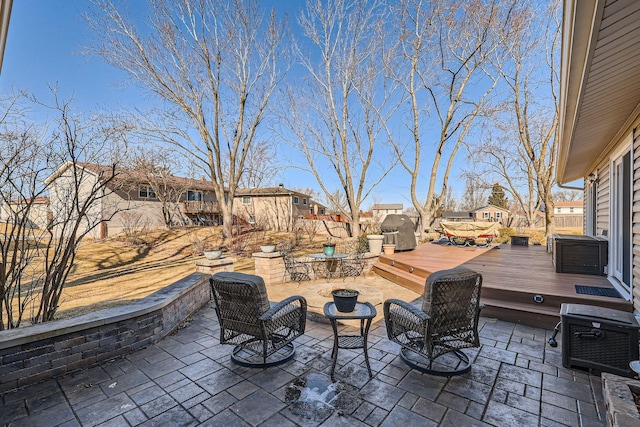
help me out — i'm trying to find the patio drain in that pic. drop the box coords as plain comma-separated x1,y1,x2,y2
284,373,358,422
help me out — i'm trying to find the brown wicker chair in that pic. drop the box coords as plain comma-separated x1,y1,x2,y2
210,272,307,367
384,267,483,376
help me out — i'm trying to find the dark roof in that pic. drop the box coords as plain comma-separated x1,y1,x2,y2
235,187,326,209
372,203,403,210
47,162,220,191
471,204,511,213
442,211,472,218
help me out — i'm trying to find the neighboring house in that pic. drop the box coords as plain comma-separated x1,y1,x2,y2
234,185,326,232
46,162,224,239
372,203,403,224
437,205,511,227
0,197,50,230
547,201,584,228
471,205,511,225
438,205,511,227
558,0,640,311
554,200,583,215
440,211,473,222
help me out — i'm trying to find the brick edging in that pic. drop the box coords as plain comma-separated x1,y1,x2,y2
0,273,211,393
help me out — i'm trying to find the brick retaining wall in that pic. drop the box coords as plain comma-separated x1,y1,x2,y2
0,273,210,393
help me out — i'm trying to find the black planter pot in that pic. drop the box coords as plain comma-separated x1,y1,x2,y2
331,289,359,312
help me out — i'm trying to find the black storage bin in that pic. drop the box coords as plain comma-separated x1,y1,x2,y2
561,303,640,377
553,234,608,275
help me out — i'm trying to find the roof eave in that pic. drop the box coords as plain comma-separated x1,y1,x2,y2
556,0,604,184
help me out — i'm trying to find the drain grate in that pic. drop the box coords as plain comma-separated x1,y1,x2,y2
575,285,622,298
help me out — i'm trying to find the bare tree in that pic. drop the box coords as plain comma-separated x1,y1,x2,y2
466,125,541,227
459,174,489,211
239,141,280,189
87,0,288,238
0,92,127,329
554,190,581,202
385,0,510,233
280,0,398,237
494,0,560,237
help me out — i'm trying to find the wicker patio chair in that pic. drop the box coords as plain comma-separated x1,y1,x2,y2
384,267,483,376
339,243,365,281
210,272,307,367
278,243,312,283
282,255,312,283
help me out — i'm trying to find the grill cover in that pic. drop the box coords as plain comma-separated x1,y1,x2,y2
380,214,416,251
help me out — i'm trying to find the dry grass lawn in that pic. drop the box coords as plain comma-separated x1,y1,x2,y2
45,225,581,321
54,227,346,320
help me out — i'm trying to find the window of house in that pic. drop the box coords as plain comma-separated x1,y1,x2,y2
187,190,203,201
482,212,489,219
319,208,325,214
569,207,574,213
303,198,307,205
139,185,157,199
242,196,251,205
495,212,502,219
293,196,299,204
248,215,256,224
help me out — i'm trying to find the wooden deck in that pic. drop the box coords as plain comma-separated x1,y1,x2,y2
373,243,633,329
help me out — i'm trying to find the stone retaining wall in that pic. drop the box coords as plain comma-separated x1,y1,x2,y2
0,273,210,393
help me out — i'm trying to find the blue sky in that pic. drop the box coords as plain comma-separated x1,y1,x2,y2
1,0,423,209
0,1,507,210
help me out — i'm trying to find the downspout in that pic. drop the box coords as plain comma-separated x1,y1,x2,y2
557,182,584,191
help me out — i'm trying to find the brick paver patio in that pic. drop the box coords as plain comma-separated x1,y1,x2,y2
0,303,606,426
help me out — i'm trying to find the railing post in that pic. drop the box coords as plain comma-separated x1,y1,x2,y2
253,252,286,285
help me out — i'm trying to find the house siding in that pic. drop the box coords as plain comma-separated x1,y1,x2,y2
596,163,610,237
49,169,103,240
634,131,640,313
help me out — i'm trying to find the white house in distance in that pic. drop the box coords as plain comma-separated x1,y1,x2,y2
372,203,403,224
558,0,640,311
554,200,583,215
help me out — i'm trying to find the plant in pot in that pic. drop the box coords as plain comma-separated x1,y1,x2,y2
323,237,336,257
366,230,384,256
331,289,360,312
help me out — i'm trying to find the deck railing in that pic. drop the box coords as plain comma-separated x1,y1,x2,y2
183,200,220,213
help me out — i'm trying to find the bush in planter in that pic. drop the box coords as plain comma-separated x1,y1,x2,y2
323,238,336,257
357,234,369,253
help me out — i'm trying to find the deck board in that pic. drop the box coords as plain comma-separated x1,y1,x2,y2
374,242,632,328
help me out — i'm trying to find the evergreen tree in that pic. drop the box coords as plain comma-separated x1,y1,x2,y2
488,183,508,209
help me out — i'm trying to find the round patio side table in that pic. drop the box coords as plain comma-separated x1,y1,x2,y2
323,301,377,382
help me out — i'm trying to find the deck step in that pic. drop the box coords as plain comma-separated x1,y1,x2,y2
479,297,562,330
372,243,634,330
373,262,424,294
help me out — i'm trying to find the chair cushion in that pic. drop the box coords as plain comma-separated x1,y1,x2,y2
422,267,479,313
212,272,271,314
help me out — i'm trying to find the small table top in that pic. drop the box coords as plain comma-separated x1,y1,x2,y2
323,301,377,320
309,253,348,260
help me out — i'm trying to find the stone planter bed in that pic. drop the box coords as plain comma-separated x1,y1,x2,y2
0,273,210,393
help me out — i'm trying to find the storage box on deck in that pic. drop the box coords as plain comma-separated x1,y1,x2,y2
561,304,640,378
